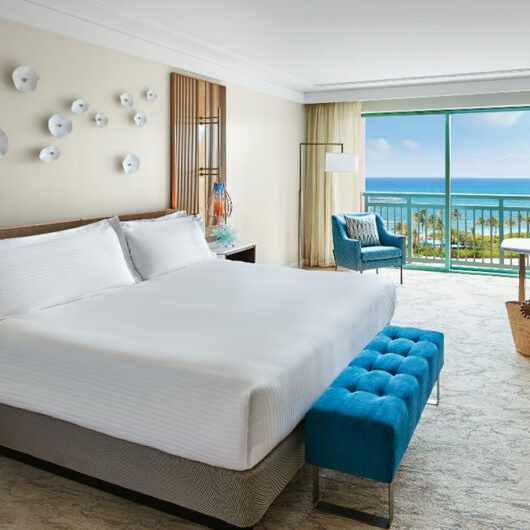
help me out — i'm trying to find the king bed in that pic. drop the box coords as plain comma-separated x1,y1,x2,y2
0,209,396,528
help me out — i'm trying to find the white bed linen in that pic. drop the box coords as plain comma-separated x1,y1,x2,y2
0,260,395,471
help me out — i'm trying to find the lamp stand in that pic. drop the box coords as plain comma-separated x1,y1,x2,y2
298,142,344,268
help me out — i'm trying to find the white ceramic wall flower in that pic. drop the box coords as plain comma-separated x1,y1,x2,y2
12,66,40,92
39,146,61,162
146,89,158,102
0,130,8,159
120,93,134,108
133,112,147,127
95,113,109,128
48,114,72,138
71,99,89,114
122,154,140,174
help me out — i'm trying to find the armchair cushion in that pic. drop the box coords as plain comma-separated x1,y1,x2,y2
361,245,402,262
344,214,380,247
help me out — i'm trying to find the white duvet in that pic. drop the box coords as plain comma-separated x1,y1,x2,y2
0,260,395,471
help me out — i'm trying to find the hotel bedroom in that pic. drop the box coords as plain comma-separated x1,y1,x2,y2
0,1,528,529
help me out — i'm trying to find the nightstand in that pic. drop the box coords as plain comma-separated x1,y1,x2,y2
210,242,256,263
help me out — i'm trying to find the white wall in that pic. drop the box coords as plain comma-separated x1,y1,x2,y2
0,18,306,265
226,86,305,266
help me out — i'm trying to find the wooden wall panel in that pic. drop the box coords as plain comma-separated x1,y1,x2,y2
171,73,226,225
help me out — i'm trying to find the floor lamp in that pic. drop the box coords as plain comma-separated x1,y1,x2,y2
298,143,359,268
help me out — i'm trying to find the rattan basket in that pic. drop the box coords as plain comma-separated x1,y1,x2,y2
506,301,530,357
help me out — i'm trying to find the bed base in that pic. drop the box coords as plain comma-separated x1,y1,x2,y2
0,445,249,530
0,404,305,528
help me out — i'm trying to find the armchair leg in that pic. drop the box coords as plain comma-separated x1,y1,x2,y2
360,270,363,274
376,268,379,274
400,266,403,285
333,250,338,271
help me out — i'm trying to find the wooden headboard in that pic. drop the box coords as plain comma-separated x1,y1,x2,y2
0,209,177,240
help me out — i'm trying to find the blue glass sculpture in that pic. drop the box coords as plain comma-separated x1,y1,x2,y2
213,224,237,247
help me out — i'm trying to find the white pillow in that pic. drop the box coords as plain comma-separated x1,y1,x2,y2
120,211,205,233
122,216,215,279
119,210,187,228
107,216,142,282
0,219,137,317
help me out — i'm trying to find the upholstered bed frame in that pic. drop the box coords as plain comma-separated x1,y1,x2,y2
0,210,305,529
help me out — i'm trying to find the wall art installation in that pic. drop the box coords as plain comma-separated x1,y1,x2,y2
133,112,147,127
95,112,109,127
48,114,72,138
71,99,89,114
39,146,61,162
122,153,140,173
120,93,134,108
12,65,39,92
146,89,158,102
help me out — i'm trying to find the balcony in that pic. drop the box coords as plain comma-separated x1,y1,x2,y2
364,191,530,273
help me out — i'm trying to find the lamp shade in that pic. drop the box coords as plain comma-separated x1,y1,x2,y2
325,152,358,173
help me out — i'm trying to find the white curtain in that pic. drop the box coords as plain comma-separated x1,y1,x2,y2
304,102,364,267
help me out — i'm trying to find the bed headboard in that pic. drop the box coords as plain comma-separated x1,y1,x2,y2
0,209,177,240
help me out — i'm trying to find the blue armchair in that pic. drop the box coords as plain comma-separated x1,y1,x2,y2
332,213,406,283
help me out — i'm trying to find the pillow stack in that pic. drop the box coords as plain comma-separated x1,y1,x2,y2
0,211,214,318
0,218,137,317
121,213,215,280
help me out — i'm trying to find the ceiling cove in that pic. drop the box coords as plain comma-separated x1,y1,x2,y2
2,0,530,103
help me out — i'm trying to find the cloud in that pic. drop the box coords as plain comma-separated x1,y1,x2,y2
367,137,391,159
402,139,421,151
474,111,524,127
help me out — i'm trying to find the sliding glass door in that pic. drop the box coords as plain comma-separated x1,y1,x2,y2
364,107,530,274
365,112,448,269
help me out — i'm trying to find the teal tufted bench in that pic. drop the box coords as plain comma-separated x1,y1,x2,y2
305,325,444,528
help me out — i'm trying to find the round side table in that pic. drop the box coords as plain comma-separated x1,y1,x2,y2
501,238,530,302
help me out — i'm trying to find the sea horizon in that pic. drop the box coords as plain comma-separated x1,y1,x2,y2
366,177,530,196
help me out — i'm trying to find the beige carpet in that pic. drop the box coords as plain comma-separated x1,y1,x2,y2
1,268,529,529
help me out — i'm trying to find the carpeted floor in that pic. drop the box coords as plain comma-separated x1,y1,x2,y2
1,268,529,529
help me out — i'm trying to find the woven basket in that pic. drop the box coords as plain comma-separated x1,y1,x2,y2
506,301,530,357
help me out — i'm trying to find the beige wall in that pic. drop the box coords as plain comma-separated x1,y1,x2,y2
0,19,305,265
0,18,171,226
226,86,305,266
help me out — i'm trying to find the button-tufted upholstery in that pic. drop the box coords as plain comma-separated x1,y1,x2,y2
305,325,444,484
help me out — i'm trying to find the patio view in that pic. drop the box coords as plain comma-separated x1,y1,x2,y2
364,109,530,272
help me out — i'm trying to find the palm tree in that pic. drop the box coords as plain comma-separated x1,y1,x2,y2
488,217,499,237
434,216,443,236
413,209,427,242
452,208,464,223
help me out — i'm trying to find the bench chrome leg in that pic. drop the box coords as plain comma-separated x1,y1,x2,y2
400,265,403,285
312,466,394,528
427,377,440,406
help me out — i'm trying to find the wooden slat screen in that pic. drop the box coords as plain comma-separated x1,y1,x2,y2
171,73,199,213
170,73,226,224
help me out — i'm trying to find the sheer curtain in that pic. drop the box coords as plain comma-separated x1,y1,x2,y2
304,102,364,267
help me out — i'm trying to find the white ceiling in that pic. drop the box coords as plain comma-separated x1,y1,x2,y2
3,0,530,102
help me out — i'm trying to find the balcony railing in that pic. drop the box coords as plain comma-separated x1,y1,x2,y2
364,191,530,271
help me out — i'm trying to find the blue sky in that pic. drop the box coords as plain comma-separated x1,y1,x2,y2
366,111,530,178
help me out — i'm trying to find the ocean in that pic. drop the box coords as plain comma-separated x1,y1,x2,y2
365,177,530,196
364,177,530,234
